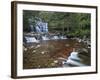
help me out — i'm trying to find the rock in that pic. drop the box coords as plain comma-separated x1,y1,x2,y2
24,47,27,51
51,63,56,66
32,50,36,53
30,45,35,49
78,48,90,57
35,45,41,49
78,48,88,53
65,44,70,47
41,51,45,54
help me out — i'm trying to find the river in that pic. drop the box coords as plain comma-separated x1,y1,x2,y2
23,39,90,69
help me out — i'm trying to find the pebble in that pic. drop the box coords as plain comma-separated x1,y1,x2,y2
30,46,34,49
51,63,55,66
24,47,27,51
41,51,45,54
54,60,58,63
65,44,70,47
32,50,36,53
35,45,41,48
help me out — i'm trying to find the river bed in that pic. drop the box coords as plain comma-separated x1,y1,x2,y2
23,39,90,69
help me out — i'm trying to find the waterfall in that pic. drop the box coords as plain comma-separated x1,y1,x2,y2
35,25,41,33
35,20,48,33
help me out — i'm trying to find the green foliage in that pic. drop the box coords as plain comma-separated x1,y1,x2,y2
23,10,91,38
23,10,39,31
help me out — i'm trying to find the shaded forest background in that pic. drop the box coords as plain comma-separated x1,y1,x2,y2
23,10,91,38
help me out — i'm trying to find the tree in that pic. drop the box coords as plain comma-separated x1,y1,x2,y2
23,10,91,38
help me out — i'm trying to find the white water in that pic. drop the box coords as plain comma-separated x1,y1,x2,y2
68,52,81,61
63,52,86,66
42,36,49,40
60,36,67,39
35,21,48,33
25,37,39,43
25,35,68,43
51,36,59,40
35,26,41,33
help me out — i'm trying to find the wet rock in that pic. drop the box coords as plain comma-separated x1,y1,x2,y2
78,48,90,57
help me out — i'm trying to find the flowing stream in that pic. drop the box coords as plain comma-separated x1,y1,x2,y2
23,38,90,69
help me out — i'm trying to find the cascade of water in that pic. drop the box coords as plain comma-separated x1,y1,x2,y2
62,52,87,67
35,19,48,33
35,25,41,33
60,36,67,39
67,52,81,62
25,36,39,43
42,36,49,40
51,36,59,40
